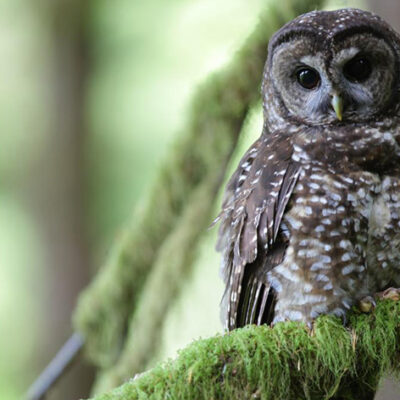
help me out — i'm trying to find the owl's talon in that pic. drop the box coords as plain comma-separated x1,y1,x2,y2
374,287,400,301
358,296,376,313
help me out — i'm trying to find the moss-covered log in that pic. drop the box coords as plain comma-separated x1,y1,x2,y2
89,300,400,400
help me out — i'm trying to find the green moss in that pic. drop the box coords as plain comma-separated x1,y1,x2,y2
89,300,400,400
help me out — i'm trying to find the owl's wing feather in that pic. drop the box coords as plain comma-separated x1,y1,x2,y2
217,133,300,330
275,163,301,239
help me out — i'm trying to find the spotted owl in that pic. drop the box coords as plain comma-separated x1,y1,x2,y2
216,8,400,331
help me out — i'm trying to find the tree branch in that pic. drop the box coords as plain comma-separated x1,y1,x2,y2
89,300,400,400
26,333,84,400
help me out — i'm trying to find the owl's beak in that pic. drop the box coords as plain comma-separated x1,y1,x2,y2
331,93,343,121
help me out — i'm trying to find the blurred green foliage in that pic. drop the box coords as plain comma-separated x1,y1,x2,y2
0,197,46,399
86,0,264,256
0,1,50,398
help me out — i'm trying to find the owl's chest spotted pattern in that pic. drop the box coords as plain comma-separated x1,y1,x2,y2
367,176,400,287
268,144,400,324
218,125,400,330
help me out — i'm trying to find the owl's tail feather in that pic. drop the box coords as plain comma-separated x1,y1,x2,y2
237,263,276,327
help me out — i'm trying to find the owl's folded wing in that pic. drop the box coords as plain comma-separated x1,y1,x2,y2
216,132,301,330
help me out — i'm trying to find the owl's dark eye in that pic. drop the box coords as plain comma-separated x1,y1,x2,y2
343,57,372,82
296,68,320,89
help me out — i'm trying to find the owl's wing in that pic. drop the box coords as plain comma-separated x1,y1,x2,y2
216,133,300,330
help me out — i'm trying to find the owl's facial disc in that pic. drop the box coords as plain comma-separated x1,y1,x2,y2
268,33,397,126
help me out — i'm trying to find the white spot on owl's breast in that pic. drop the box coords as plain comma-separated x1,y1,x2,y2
369,195,391,236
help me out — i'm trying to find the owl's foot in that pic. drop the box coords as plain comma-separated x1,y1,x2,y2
358,289,400,313
358,296,376,313
374,287,400,301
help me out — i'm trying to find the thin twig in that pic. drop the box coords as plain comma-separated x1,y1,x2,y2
26,332,84,400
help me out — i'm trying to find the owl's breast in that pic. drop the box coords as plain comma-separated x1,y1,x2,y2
366,175,400,289
291,124,400,174
268,165,400,325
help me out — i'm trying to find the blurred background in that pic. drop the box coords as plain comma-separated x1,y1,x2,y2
1,0,399,399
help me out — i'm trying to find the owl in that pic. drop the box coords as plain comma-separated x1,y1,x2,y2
216,8,400,331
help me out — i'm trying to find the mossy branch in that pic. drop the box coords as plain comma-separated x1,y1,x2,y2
91,177,222,394
89,300,400,400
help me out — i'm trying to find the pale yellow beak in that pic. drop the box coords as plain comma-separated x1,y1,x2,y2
331,93,343,121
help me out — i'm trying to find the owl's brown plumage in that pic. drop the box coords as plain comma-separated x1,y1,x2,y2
217,8,400,331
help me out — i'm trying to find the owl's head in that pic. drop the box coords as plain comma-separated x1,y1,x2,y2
263,8,400,129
